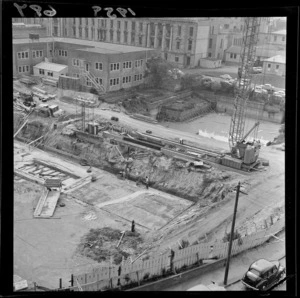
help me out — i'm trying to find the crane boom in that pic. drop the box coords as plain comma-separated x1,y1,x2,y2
228,17,261,151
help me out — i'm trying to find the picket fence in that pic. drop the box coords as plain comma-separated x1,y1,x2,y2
68,217,284,291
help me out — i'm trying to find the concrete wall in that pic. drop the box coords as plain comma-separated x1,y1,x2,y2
200,59,222,68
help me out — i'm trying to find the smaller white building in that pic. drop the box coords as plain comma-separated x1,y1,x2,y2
33,61,68,79
199,58,222,68
263,55,286,76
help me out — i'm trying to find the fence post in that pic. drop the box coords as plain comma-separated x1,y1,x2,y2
136,271,140,286
169,249,175,273
59,278,62,289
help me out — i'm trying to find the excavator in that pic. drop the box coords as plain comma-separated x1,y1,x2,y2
228,17,262,166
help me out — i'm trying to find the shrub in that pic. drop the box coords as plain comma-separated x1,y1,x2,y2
222,230,242,243
143,273,150,280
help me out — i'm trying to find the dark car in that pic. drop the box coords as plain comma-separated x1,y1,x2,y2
146,130,152,134
242,259,285,291
111,116,119,121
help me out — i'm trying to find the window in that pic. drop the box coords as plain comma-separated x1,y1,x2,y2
189,27,194,36
110,78,120,86
110,20,114,28
110,31,113,41
117,20,121,29
188,40,192,51
139,22,143,31
85,27,88,38
117,31,121,42
124,32,128,43
176,41,180,50
209,38,213,48
39,69,45,75
234,54,237,59
208,53,212,57
133,73,143,82
139,36,143,45
211,26,214,34
131,32,135,44
282,36,285,42
72,58,80,67
267,63,271,70
178,25,181,36
132,21,136,30
95,62,103,70
73,73,80,78
73,27,76,36
135,60,143,68
79,28,82,38
18,65,29,73
17,51,29,60
92,18,95,26
95,77,103,85
47,71,53,77
122,75,132,84
86,78,92,87
274,36,277,42
57,50,67,57
110,63,120,71
32,50,43,58
224,24,229,29
230,53,233,59
276,64,279,70
175,56,179,62
220,39,223,49
123,61,132,69
124,21,128,30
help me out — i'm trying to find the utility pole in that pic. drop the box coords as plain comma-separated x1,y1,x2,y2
223,181,241,285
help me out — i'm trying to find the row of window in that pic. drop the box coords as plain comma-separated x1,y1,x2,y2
39,69,54,76
84,74,143,87
58,50,68,57
17,49,67,60
18,65,29,73
267,64,281,70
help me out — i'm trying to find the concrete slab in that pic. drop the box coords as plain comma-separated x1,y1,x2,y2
101,190,193,231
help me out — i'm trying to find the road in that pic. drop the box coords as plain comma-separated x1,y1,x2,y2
51,98,231,152
162,231,286,291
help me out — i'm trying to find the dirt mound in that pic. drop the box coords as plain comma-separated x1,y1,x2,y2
77,228,144,265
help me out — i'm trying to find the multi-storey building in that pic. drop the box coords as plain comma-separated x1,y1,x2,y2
49,18,211,68
13,37,157,92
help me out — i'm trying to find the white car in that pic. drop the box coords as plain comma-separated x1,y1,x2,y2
262,84,274,91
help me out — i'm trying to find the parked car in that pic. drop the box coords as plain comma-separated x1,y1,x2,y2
252,67,263,73
111,116,119,121
262,84,274,92
146,130,152,134
241,259,285,291
220,74,232,80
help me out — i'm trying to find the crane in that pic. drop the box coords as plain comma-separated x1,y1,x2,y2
228,17,262,164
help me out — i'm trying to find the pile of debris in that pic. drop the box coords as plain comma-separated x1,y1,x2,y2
77,227,144,265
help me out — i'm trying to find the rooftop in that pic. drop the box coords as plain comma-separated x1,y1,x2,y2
34,61,68,72
263,55,286,64
13,37,155,54
271,29,286,35
225,45,242,54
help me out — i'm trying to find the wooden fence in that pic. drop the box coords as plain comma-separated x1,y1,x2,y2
66,217,284,291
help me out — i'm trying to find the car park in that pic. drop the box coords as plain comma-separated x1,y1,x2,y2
241,259,285,291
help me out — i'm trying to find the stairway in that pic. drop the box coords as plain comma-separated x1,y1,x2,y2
79,66,105,93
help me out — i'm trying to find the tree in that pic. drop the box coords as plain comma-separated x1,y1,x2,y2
180,74,198,90
144,57,176,88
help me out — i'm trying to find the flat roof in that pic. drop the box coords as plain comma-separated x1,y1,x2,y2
263,55,286,64
13,37,155,54
34,61,68,72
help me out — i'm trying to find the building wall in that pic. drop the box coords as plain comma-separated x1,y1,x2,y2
33,66,68,79
263,61,285,76
13,42,49,76
225,51,240,63
194,25,210,66
13,26,48,39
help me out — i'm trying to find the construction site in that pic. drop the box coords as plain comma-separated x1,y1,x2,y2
13,17,285,291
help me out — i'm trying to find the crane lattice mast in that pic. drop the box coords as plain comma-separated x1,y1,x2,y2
228,17,261,151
